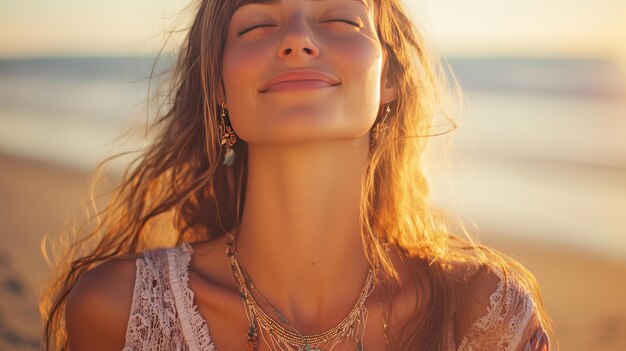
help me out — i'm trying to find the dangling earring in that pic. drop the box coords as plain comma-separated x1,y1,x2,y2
220,102,238,166
371,104,391,143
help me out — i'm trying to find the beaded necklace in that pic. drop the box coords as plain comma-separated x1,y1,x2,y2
226,237,379,351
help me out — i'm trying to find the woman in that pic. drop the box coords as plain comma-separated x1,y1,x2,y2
41,0,553,350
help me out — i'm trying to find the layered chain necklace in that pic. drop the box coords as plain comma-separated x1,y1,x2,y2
226,237,378,351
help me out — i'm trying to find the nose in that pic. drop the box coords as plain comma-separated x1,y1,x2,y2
277,15,320,60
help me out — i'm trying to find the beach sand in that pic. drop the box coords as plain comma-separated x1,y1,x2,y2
0,153,624,350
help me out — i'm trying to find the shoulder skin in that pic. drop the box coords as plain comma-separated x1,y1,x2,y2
65,257,137,351
452,264,502,344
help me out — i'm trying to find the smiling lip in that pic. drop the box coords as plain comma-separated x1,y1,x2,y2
265,80,336,93
259,70,341,93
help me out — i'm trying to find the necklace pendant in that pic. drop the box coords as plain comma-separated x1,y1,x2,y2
356,340,364,351
246,324,259,351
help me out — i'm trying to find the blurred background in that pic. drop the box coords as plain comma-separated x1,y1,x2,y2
0,0,624,350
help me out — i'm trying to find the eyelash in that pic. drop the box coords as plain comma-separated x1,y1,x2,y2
237,19,361,36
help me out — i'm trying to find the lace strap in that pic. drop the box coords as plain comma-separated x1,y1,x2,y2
122,256,151,351
166,243,216,351
124,250,177,350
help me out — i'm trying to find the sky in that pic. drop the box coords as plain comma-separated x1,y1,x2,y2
1,0,625,61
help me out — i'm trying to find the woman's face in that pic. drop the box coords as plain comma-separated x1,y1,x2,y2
221,0,396,145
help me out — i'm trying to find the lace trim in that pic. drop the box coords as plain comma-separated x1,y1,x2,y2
124,249,188,350
122,257,150,351
167,242,217,351
509,297,534,348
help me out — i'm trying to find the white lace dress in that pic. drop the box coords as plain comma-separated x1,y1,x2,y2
122,243,550,351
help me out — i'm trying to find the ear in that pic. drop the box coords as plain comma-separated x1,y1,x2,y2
380,59,398,104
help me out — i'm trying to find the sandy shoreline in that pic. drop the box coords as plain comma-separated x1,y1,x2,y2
0,153,624,350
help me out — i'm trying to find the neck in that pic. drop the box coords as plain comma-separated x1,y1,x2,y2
234,135,373,331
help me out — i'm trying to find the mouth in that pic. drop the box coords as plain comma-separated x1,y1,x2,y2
259,69,341,93
262,80,340,93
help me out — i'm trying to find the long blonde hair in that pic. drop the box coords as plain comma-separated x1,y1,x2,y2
41,0,554,349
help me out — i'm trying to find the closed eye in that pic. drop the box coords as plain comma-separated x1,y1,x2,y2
321,19,362,28
237,24,277,36
237,19,362,36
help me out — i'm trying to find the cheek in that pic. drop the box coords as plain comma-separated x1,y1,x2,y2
332,37,384,124
334,36,382,92
332,33,382,66
222,43,266,97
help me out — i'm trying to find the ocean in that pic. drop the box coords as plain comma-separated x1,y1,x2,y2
0,55,624,260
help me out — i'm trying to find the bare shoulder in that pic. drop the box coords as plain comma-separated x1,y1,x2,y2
447,261,503,340
459,264,502,314
65,256,138,351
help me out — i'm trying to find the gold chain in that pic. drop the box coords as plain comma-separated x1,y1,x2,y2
226,237,375,350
